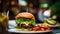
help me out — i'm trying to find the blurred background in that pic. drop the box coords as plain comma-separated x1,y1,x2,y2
0,0,60,34
0,0,60,22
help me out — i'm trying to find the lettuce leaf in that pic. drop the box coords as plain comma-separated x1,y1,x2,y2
15,18,36,27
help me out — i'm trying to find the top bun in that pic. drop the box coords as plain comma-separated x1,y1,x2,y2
15,12,35,20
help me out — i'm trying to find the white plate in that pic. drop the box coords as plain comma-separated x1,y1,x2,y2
37,23,60,27
8,20,16,28
48,25,60,27
8,29,52,33
8,20,52,33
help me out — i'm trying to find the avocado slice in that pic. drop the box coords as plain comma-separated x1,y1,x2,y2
46,19,57,25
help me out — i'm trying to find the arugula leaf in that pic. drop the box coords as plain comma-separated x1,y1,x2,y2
16,18,36,24
15,18,36,29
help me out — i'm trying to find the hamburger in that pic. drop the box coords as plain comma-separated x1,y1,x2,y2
15,12,36,29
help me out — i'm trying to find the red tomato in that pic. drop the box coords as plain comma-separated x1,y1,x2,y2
35,26,40,30
32,28,37,31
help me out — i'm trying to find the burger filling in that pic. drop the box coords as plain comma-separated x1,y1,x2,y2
15,18,36,29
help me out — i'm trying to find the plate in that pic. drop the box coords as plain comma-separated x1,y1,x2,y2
8,29,52,33
37,23,60,27
48,25,60,27
8,20,52,33
8,20,16,28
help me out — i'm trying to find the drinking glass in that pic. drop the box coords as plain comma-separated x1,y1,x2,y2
2,10,9,33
